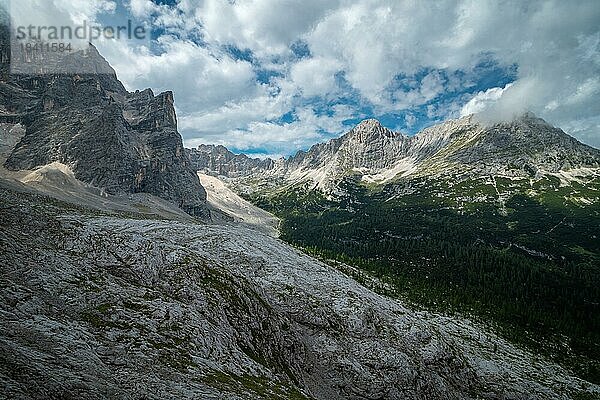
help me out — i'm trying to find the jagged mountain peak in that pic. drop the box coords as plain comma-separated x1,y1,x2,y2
1,42,208,217
197,143,242,156
354,118,384,130
444,113,600,174
187,144,274,177
188,112,600,190
345,118,401,143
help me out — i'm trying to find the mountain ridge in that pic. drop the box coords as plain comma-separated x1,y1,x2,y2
188,114,600,191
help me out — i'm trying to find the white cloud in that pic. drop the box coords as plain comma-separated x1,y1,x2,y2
290,57,341,97
178,89,292,138
307,1,468,105
197,0,342,58
184,105,355,156
98,36,257,114
460,84,513,117
9,0,116,44
52,0,116,23
128,0,159,19
8,0,600,152
404,113,416,128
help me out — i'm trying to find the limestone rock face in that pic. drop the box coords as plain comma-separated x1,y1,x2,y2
1,184,596,399
187,144,274,177
0,39,207,217
189,115,600,191
447,114,600,174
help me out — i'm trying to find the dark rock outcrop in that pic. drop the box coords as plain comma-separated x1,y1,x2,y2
0,17,207,217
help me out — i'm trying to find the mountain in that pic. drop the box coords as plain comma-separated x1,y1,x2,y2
1,17,599,399
190,116,600,384
0,32,208,217
187,144,274,177
190,114,600,193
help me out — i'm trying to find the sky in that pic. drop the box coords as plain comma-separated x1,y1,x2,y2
9,0,600,157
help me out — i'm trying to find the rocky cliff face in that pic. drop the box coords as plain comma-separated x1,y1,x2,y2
190,115,600,192
287,119,404,170
447,114,600,175
0,35,208,217
187,144,274,177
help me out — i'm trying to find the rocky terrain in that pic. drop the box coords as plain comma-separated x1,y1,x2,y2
198,172,280,237
0,26,208,217
188,144,274,178
189,115,600,194
1,182,599,400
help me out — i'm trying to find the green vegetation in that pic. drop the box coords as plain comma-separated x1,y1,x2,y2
202,371,311,400
246,175,600,383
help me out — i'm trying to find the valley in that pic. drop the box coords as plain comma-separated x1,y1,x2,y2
190,115,600,385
